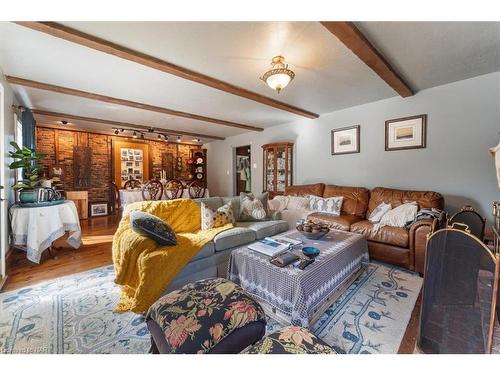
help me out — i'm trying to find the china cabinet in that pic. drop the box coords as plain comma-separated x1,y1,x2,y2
262,142,293,197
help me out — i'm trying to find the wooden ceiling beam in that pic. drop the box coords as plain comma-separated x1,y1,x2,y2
6,75,262,132
30,109,226,140
14,21,319,119
320,22,414,97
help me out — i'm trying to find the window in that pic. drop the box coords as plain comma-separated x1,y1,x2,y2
14,112,23,181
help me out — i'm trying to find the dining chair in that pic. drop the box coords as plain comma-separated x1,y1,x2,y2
164,179,184,200
448,205,486,241
142,179,164,201
123,179,142,190
109,181,122,214
187,180,206,199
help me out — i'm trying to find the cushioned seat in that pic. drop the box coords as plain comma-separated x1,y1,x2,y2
307,212,363,231
213,227,256,251
350,220,409,248
147,278,266,354
246,326,335,354
191,242,215,261
236,220,289,239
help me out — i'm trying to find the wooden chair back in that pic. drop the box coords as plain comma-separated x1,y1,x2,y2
188,180,206,199
123,179,142,190
164,179,184,200
109,181,121,214
142,179,164,201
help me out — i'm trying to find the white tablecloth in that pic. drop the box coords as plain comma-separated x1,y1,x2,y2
9,200,82,264
119,188,210,209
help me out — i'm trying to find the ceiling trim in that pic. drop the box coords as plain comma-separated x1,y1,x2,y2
14,21,320,119
31,109,226,140
6,75,263,132
320,22,414,97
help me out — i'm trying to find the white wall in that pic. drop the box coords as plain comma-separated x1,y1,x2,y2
0,73,16,278
206,72,500,222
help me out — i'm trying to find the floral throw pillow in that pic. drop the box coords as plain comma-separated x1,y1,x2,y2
247,326,335,354
201,202,234,230
146,278,266,354
239,192,268,221
308,195,343,216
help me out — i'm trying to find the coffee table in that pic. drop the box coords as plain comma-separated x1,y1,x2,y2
227,229,369,328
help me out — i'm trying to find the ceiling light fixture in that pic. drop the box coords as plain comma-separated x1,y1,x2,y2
164,135,169,141
140,133,145,140
132,131,137,139
114,129,119,135
260,55,295,94
157,133,162,140
61,120,68,125
177,136,181,142
120,128,125,133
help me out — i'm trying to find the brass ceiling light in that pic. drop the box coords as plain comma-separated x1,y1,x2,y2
260,56,295,94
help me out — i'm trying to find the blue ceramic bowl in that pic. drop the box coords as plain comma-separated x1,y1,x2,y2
302,246,320,259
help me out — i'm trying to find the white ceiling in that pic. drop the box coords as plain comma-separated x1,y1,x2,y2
0,21,499,142
355,22,500,91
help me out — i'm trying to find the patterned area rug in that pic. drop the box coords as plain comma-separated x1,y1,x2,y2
0,262,421,354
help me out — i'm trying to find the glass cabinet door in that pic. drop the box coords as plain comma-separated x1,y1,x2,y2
265,148,275,192
276,147,286,193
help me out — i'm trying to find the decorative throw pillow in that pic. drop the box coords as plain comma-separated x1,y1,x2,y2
308,195,343,216
368,202,392,223
378,202,418,228
286,196,310,211
239,192,268,221
130,210,177,246
201,202,234,230
268,195,289,212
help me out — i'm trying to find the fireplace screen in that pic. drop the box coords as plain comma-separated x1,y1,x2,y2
418,228,499,353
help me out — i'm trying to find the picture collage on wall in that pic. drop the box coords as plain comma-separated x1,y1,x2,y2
120,148,144,183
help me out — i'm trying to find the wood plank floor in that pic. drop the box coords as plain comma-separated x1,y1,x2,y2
2,214,420,353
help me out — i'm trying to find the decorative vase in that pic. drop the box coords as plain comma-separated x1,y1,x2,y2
19,189,38,203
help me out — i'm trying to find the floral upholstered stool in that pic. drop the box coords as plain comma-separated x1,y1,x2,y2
146,278,267,354
246,326,336,354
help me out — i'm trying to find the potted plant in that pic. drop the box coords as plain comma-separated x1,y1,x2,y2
8,141,46,203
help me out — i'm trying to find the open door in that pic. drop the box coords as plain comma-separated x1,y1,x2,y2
235,145,251,195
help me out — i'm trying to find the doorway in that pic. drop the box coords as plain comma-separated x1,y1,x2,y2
235,145,251,195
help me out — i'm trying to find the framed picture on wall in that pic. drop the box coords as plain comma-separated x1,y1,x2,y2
385,114,427,151
331,125,360,155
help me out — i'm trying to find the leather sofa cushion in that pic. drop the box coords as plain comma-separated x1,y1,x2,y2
213,227,256,251
236,220,289,239
284,183,325,197
367,187,444,217
323,184,370,218
350,220,409,248
307,212,363,231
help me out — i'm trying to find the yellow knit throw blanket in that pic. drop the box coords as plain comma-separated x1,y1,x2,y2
112,199,232,313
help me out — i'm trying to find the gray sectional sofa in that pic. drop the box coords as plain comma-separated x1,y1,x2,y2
166,196,289,291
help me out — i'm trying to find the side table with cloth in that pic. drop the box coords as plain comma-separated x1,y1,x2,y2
9,200,82,264
120,188,210,209
228,229,369,328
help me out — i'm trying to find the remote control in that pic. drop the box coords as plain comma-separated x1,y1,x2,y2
299,258,315,270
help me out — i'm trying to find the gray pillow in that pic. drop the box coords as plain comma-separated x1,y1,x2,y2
130,210,177,246
239,192,269,221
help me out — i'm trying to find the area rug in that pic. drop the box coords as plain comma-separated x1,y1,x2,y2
0,262,421,354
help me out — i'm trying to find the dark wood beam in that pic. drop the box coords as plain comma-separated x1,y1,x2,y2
14,21,319,119
31,109,225,140
6,76,262,132
320,22,414,97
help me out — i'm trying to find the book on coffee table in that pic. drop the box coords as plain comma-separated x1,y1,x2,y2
248,237,289,257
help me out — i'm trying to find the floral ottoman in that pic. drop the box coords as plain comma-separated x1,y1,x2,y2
246,326,336,354
146,278,267,354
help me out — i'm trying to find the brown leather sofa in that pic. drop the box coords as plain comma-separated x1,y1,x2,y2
284,183,444,273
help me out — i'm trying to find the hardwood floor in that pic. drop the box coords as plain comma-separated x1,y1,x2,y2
2,214,420,353
4,215,120,292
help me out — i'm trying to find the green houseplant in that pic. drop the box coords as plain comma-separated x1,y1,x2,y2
8,141,46,203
